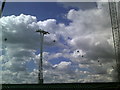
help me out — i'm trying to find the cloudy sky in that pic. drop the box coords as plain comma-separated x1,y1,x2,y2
0,2,118,84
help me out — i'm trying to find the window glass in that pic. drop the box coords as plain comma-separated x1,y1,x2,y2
0,2,118,84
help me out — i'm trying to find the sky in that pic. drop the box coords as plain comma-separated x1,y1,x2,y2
0,2,118,84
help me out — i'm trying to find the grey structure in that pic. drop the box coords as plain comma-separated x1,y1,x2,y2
109,1,120,82
36,29,50,84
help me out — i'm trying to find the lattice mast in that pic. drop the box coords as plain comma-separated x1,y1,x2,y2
109,1,120,82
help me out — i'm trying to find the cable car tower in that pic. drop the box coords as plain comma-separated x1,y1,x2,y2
109,0,120,82
36,29,50,84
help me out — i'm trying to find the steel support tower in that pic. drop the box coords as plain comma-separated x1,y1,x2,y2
109,1,120,82
36,29,50,84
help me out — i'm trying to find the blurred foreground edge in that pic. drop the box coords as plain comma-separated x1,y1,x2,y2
1,82,120,89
